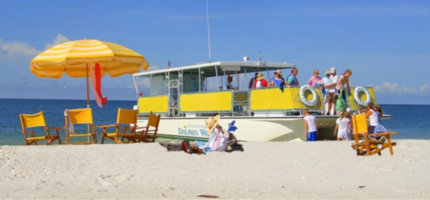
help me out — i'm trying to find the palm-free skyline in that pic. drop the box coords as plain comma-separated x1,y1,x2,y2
1,0,429,104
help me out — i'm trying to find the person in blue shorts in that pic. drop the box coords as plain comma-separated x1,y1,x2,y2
303,110,318,141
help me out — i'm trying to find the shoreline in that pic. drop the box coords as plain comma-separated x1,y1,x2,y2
1,140,429,199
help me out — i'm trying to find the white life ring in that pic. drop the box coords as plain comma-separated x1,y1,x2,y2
299,85,318,107
354,86,371,106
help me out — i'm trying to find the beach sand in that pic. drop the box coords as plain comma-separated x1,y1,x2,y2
0,140,429,199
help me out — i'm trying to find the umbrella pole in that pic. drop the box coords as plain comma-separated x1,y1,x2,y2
86,64,90,108
86,64,91,142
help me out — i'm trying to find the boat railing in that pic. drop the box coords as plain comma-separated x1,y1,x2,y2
137,86,378,118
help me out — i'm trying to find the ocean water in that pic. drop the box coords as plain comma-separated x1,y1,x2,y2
0,99,429,145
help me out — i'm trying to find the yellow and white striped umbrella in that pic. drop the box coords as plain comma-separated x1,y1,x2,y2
30,39,149,78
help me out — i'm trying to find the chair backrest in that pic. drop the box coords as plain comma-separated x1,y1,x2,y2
354,113,368,134
148,112,161,128
64,108,93,125
117,108,138,125
20,112,47,129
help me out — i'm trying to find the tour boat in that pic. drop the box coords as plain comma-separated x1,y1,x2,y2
132,60,378,141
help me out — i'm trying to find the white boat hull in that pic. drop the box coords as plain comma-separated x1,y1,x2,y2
137,116,338,141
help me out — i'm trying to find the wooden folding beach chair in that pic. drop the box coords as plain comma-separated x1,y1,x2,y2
64,108,97,144
19,112,62,145
351,113,397,156
100,108,138,144
135,112,161,142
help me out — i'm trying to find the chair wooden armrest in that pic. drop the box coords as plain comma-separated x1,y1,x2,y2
368,132,398,137
96,124,117,129
121,126,135,134
47,127,64,131
136,126,148,131
23,130,35,136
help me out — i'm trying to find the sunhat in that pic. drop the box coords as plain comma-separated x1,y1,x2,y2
206,114,220,133
325,70,331,75
330,67,336,74
274,70,281,74
256,73,265,80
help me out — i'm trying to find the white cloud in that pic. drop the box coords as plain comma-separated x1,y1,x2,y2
45,33,70,49
374,82,430,95
1,41,40,57
0,33,69,58
419,83,429,93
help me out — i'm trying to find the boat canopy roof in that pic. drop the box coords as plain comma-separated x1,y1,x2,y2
133,61,296,77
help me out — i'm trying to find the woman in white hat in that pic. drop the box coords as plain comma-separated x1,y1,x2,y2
270,70,285,87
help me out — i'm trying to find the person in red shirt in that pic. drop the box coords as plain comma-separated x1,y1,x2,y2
253,73,268,88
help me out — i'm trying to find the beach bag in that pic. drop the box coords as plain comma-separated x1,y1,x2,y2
336,93,345,111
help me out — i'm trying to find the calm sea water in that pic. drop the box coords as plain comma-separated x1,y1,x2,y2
1,99,429,145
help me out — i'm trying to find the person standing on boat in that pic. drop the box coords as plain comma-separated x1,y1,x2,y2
286,67,299,86
303,110,318,141
270,70,285,87
253,73,268,89
329,66,339,86
307,69,323,87
329,66,339,97
323,70,337,115
336,69,352,101
226,71,233,90
249,72,259,89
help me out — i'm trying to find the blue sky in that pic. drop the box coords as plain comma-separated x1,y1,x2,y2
0,0,429,104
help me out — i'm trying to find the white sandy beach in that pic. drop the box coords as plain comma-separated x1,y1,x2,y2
0,140,429,199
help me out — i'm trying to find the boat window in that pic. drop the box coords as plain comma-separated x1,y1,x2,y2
200,66,220,92
135,75,151,97
150,74,168,96
182,68,200,93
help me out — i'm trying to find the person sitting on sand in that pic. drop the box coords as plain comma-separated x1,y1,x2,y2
286,67,299,86
333,111,350,141
307,69,323,87
270,70,285,87
253,73,268,89
303,110,318,141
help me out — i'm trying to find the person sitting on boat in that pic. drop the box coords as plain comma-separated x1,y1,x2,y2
226,71,233,90
307,69,323,87
248,72,259,89
286,67,299,86
323,70,336,115
253,73,268,89
336,69,352,102
270,70,285,87
303,110,318,141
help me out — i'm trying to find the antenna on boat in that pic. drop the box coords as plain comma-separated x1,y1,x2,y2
258,51,263,66
206,0,212,62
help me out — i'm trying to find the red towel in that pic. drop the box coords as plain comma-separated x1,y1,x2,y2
89,63,107,107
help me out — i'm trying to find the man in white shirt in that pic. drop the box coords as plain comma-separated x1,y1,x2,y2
303,110,318,141
323,70,336,115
